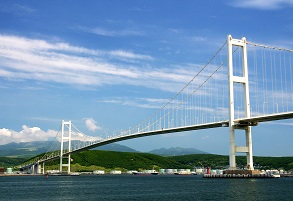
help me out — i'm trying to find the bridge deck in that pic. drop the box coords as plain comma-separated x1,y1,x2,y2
234,112,293,124
22,112,293,167
64,112,293,157
69,121,229,155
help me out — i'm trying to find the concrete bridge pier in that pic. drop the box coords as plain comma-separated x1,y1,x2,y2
36,162,45,174
28,165,34,174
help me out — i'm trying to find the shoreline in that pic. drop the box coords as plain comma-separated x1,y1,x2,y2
1,173,293,177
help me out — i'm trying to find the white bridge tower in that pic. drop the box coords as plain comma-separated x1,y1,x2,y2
60,120,72,174
227,35,254,170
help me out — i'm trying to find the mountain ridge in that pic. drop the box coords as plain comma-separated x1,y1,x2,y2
0,141,208,158
0,141,137,157
149,147,209,156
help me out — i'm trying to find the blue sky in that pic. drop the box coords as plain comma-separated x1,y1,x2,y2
0,0,293,156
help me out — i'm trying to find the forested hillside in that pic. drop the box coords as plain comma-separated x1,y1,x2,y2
2,150,292,171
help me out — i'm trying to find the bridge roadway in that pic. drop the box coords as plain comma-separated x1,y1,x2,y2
234,112,293,125
27,111,293,166
36,120,230,164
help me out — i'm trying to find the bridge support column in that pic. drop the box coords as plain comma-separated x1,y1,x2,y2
30,165,34,174
246,127,253,169
37,162,45,174
36,164,40,174
35,164,39,174
60,120,72,174
229,127,236,170
227,35,254,170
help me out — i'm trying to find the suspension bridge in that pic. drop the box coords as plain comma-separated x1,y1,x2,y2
20,35,293,175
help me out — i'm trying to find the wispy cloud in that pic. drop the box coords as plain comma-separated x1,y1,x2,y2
0,34,198,93
78,26,144,37
0,3,36,16
0,35,144,82
109,50,153,60
192,36,207,42
84,118,102,132
97,97,170,109
13,4,36,13
96,97,224,116
30,117,61,123
228,0,293,10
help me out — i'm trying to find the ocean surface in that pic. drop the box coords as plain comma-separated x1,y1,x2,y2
0,174,292,201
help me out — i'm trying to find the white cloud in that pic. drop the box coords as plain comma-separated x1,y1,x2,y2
96,97,225,117
229,0,293,9
0,124,103,145
0,34,202,93
90,27,116,37
192,36,207,42
84,118,102,132
0,128,12,137
79,26,144,37
109,50,153,60
0,35,146,84
97,97,170,109
13,4,36,13
0,126,58,145
70,131,102,142
0,3,36,16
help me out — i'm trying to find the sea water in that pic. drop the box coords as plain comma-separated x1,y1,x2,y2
0,174,292,200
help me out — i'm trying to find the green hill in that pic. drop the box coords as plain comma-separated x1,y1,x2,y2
149,147,208,156
44,150,187,172
0,157,28,168
42,151,293,172
2,150,293,172
169,154,293,171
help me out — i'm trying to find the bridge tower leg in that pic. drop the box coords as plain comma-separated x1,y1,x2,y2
227,35,254,170
60,120,72,174
42,162,45,174
37,163,42,174
31,164,34,174
37,162,45,174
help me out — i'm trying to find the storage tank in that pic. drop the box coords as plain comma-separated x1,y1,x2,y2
165,169,174,174
93,170,105,175
7,168,13,174
196,169,203,174
110,170,121,174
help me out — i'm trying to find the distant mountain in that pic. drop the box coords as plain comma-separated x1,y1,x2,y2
149,147,209,156
94,143,138,153
0,141,57,158
0,141,138,158
0,142,207,159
